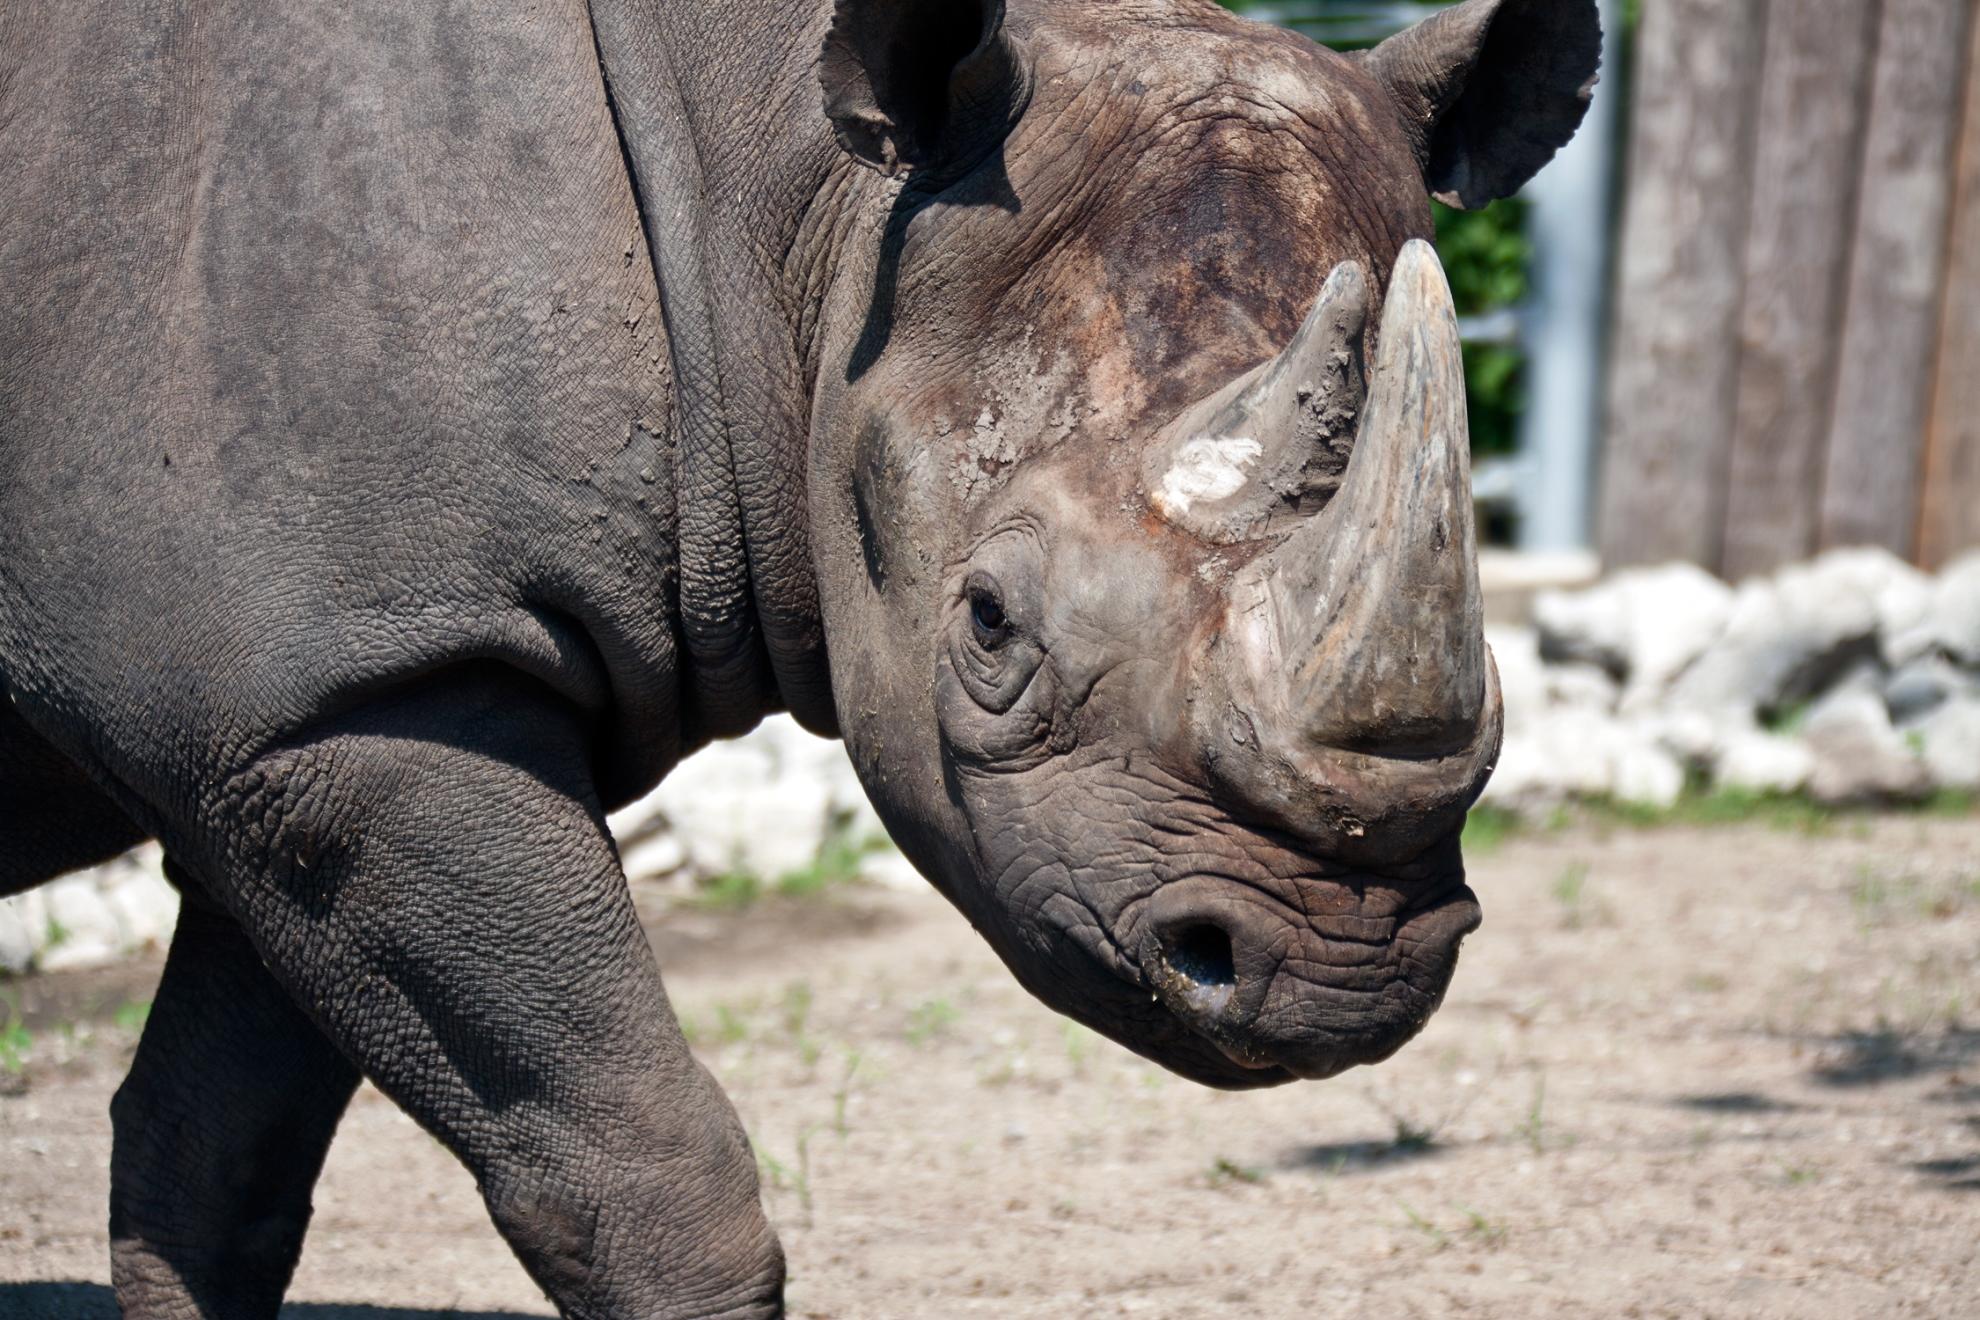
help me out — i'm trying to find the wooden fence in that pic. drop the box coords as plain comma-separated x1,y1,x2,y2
1598,0,1980,576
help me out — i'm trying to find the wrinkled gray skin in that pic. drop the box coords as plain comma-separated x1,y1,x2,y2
0,0,1597,1314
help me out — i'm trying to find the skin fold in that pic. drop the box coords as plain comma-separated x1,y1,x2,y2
0,0,1598,1315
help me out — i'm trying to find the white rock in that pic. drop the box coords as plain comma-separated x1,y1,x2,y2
1485,625,1548,732
1532,582,1628,674
1884,654,1980,726
1546,662,1621,714
108,875,181,951
1922,552,1980,666
1613,741,1686,809
1534,563,1733,709
839,791,889,850
39,872,124,972
617,829,687,885
1821,547,1933,660
1669,551,1901,719
0,898,37,974
1713,727,1815,795
625,715,869,881
1629,708,1723,770
859,849,926,893
1802,688,1930,804
100,845,177,951
1912,696,1980,791
1479,708,1641,808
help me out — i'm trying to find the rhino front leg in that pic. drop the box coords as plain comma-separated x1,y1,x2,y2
186,670,784,1320
110,874,362,1319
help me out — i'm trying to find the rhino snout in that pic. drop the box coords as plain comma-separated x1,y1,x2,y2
1136,867,1480,1081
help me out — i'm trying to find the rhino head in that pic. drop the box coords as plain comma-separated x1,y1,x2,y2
805,0,1598,1086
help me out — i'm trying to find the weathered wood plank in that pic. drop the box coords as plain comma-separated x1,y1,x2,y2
1720,0,1881,580
1819,0,1974,555
1920,10,1980,569
1597,0,1765,569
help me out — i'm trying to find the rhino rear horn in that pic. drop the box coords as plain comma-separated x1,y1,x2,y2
1146,261,1369,545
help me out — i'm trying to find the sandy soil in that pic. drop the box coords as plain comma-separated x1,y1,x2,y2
3,814,1977,1319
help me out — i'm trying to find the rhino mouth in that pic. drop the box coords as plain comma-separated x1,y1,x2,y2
1134,867,1479,1083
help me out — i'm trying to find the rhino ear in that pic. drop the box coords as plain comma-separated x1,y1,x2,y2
1356,0,1601,210
820,0,1025,176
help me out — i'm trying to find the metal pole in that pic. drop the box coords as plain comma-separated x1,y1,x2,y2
1514,0,1624,552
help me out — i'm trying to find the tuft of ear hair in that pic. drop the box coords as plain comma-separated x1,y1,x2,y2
1356,0,1601,210
820,0,1025,177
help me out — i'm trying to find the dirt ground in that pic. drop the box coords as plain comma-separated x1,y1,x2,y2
2,814,1977,1319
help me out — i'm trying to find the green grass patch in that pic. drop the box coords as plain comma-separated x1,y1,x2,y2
1462,783,1978,843
689,868,764,910
687,814,894,910
1461,805,1523,853
904,996,960,1047
0,989,30,1076
1207,1156,1266,1188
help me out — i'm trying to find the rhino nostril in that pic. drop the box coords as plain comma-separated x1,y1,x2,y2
1164,923,1236,992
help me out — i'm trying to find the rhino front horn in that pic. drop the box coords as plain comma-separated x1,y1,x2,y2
1196,239,1500,864
1269,237,1487,755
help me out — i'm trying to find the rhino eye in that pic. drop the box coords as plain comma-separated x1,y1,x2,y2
968,580,1009,647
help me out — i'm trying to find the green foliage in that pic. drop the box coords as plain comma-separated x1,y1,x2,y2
1435,199,1534,314
1217,4,1538,471
1436,199,1532,459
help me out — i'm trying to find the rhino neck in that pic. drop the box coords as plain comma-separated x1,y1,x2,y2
589,0,855,743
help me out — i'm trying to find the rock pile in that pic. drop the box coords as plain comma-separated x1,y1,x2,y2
1488,548,1980,812
0,716,895,975
604,714,897,889
0,845,179,975
7,547,1974,973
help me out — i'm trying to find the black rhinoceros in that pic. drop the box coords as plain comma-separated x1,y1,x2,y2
0,0,1597,1313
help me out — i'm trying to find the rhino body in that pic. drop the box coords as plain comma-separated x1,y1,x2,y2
0,0,1596,1314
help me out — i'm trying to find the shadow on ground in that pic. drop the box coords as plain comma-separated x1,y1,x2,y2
1672,1090,1805,1114
1803,1028,1980,1087
1796,1029,1980,1194
1283,1137,1449,1175
0,1283,548,1319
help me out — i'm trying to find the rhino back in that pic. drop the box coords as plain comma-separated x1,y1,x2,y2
0,0,690,806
